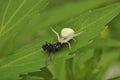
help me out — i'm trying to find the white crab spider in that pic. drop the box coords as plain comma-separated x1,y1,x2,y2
51,27,82,49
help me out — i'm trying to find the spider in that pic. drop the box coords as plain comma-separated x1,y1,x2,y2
42,27,82,65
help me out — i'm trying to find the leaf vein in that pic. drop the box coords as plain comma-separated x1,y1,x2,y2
0,0,11,34
0,0,44,37
0,0,26,34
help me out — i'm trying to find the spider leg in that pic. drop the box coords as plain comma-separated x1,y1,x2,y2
74,32,83,37
66,42,71,49
46,53,54,66
72,38,76,42
50,27,60,42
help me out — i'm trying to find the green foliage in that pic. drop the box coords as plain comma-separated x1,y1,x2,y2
0,0,120,80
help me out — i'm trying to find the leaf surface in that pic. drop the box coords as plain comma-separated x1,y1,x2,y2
0,3,120,80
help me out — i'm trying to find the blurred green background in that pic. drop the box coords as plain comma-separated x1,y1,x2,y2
0,0,120,80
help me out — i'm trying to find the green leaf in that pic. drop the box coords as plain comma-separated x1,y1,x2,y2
7,0,114,51
0,0,48,57
70,48,95,80
96,49,120,80
89,37,120,48
109,76,120,80
66,48,120,80
0,0,116,57
109,14,120,40
19,67,53,80
0,2,120,80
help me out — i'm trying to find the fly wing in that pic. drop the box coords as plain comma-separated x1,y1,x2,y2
46,53,54,66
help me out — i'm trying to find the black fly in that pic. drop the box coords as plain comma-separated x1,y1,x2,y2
42,42,63,65
42,42,62,53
